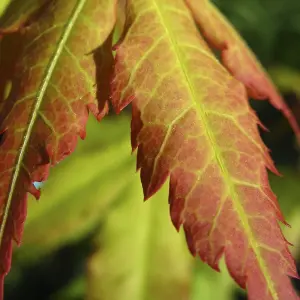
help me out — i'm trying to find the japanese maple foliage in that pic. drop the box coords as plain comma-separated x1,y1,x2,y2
185,0,300,141
0,0,116,297
111,0,299,299
0,0,299,299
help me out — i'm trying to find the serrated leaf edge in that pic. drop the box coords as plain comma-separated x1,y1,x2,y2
145,1,277,297
0,0,88,249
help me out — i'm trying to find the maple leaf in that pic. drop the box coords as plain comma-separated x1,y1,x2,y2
184,0,300,141
12,115,232,300
0,0,117,296
111,0,299,299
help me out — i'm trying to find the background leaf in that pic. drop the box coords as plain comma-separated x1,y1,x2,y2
14,115,134,263
0,0,11,19
86,177,193,300
190,259,236,300
269,66,300,97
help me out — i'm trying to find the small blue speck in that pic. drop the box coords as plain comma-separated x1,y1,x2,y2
33,182,44,189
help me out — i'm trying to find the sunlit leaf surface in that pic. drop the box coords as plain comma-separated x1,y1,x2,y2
111,0,298,299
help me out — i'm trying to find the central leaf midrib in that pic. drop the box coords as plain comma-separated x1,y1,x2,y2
151,1,277,298
0,0,87,247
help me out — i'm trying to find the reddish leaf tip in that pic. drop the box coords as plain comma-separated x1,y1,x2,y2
27,184,41,200
79,128,86,140
112,43,120,51
257,119,269,132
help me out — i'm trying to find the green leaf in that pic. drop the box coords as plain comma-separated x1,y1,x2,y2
269,66,300,97
270,167,300,257
190,259,236,300
86,178,193,300
14,115,135,263
0,0,11,18
51,276,86,300
270,167,300,218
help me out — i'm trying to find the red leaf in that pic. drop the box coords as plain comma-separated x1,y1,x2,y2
185,0,300,141
0,0,117,296
111,0,299,299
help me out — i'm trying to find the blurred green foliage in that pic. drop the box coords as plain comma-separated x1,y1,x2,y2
1,0,300,300
214,0,300,68
0,0,10,16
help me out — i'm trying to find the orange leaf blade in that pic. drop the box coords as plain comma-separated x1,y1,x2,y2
111,0,299,299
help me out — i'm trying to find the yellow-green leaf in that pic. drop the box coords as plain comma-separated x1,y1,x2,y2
87,179,193,300
15,115,134,262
